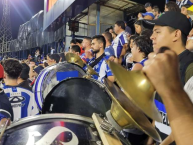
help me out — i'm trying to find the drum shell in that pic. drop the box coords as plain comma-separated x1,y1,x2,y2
33,62,86,111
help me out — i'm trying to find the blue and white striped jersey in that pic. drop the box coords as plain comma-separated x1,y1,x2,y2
89,55,113,83
112,31,128,58
3,86,39,121
176,0,193,8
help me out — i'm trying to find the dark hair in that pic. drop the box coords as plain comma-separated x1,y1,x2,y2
59,53,66,62
92,35,106,49
115,21,125,30
182,4,191,8
133,36,153,58
167,26,187,46
48,54,60,63
141,29,153,38
109,26,113,30
44,62,49,67
134,20,146,34
3,59,22,79
103,31,113,43
165,1,180,12
128,35,138,53
70,39,77,44
20,63,30,80
76,39,83,44
153,6,160,13
71,45,81,53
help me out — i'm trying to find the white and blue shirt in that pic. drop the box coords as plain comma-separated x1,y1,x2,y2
176,0,193,8
112,31,128,58
105,45,115,57
89,56,113,83
3,86,39,121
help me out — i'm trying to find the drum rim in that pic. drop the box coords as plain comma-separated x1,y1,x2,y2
7,114,94,130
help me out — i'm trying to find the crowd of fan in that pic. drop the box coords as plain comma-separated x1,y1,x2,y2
0,1,193,145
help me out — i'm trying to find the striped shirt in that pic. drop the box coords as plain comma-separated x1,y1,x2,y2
112,31,128,58
176,0,193,8
3,86,39,121
89,55,113,83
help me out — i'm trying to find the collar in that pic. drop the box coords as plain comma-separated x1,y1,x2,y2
117,31,125,37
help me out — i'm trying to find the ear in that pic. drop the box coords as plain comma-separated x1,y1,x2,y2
99,42,104,49
172,29,182,42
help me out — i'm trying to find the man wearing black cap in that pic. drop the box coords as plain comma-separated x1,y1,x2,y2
144,11,193,145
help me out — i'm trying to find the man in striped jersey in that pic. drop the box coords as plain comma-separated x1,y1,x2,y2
89,35,114,83
112,21,128,64
3,59,38,121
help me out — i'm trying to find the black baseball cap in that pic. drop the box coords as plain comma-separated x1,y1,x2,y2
143,11,191,36
145,2,152,8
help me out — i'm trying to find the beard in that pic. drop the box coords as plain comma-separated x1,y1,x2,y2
92,49,100,54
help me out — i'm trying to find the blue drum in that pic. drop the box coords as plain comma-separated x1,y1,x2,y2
0,114,101,145
33,62,86,111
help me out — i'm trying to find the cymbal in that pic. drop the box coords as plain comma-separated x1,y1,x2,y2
66,53,85,68
107,61,162,122
104,78,162,143
86,64,99,76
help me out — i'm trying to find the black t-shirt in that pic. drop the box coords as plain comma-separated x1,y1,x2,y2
18,80,32,91
0,89,13,121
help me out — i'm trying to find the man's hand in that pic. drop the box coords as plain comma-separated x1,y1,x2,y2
143,50,182,96
108,56,115,62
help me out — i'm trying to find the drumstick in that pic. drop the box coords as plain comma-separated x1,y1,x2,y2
0,118,10,141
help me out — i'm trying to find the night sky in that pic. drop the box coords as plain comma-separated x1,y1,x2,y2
0,0,44,39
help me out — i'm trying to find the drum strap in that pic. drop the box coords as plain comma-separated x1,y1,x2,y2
89,53,105,68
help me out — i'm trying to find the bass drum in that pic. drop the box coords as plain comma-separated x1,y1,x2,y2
0,114,101,145
33,62,86,111
42,78,112,117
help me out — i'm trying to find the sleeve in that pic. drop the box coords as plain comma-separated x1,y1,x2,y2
184,76,193,103
185,63,193,83
106,63,113,77
119,34,128,46
0,98,13,120
0,110,11,120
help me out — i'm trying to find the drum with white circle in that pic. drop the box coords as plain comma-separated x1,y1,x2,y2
0,114,101,145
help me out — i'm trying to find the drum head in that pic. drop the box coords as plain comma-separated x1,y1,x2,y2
33,62,86,110
42,78,112,117
0,114,100,145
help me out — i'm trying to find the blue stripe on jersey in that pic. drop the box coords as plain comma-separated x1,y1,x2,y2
155,99,166,113
21,92,30,118
119,34,126,46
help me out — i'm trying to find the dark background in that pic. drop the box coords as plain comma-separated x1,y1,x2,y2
0,0,44,39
